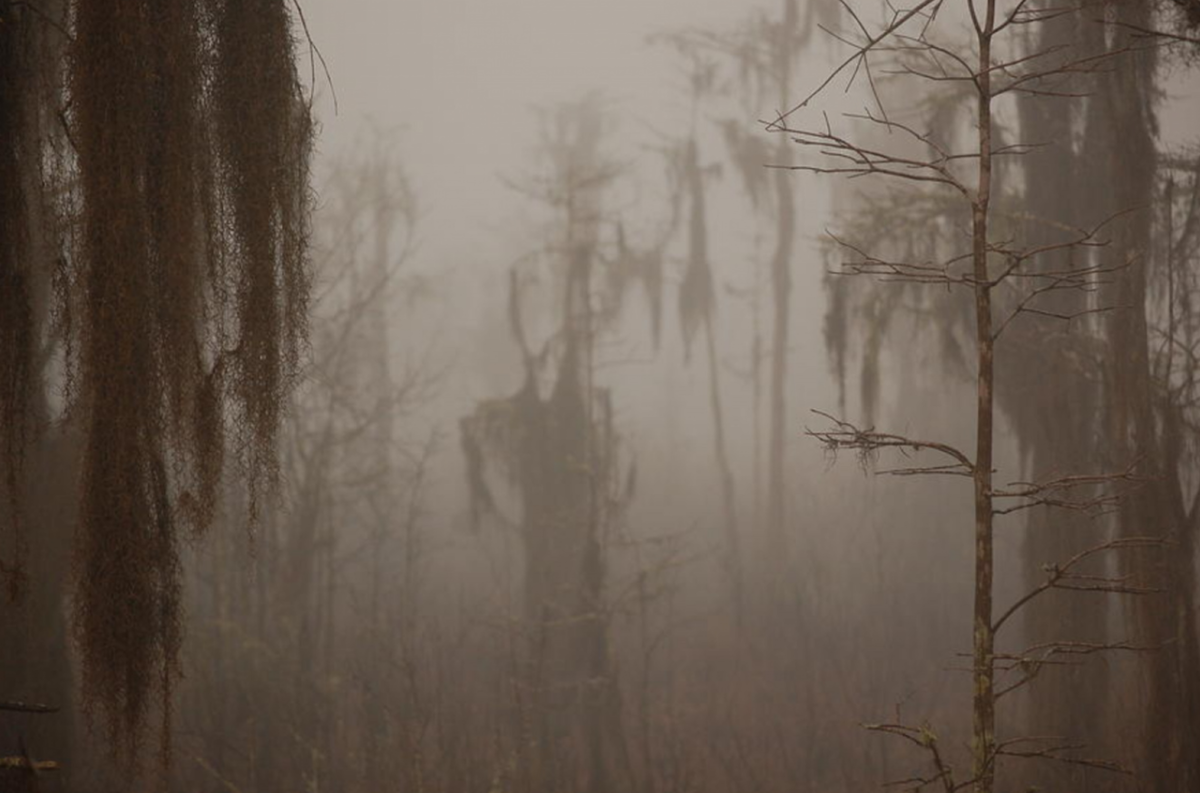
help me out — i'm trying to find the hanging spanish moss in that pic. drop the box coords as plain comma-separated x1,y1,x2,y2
213,0,313,511
52,0,314,762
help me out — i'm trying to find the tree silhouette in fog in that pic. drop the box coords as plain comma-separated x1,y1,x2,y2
462,95,654,793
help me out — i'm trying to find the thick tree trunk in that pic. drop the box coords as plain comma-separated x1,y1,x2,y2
1100,5,1200,788
1003,8,1112,786
0,431,78,787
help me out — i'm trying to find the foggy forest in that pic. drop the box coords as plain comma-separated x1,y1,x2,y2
3,0,1200,791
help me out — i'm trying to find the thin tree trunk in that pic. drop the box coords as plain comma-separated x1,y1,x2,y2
766,0,799,561
682,127,744,623
971,3,997,789
767,146,795,560
704,314,743,622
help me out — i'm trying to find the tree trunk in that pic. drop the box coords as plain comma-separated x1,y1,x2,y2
971,6,996,789
1100,5,1200,788
767,135,795,563
766,0,800,563
1003,8,1112,786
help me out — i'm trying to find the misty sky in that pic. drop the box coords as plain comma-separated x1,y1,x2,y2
301,0,845,426
298,0,1199,428
305,1,752,264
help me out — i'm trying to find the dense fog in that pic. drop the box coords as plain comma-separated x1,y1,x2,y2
3,1,1200,792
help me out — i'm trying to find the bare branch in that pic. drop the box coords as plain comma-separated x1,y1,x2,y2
777,0,945,118
864,722,957,793
807,410,974,472
1109,20,1200,47
991,536,1163,633
770,115,971,195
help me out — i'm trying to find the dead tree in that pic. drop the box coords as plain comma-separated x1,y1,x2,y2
461,97,640,793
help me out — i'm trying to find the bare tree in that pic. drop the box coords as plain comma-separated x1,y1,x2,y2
788,1,1158,789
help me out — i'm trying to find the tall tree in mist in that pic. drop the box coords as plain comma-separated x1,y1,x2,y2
1003,3,1200,787
1132,149,1200,793
0,0,313,763
762,0,805,558
462,96,640,793
655,46,744,621
1000,8,1110,783
796,1,1171,789
668,0,814,564
817,1,1200,788
1097,9,1200,789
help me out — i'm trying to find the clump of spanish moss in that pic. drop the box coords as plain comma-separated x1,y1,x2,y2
54,0,313,764
213,0,313,512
